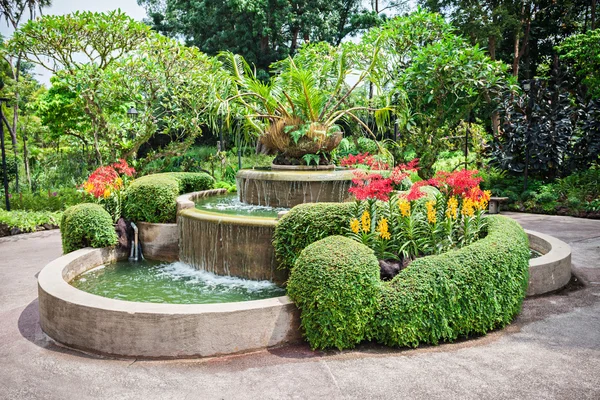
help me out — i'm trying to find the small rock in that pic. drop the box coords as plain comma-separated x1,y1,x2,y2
10,227,22,236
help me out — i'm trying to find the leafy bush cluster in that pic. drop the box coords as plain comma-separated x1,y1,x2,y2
1,188,86,212
0,209,61,233
123,172,214,223
60,203,118,253
273,202,354,270
288,215,529,350
481,167,600,216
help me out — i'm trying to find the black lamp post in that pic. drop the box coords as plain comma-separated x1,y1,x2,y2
522,81,532,191
127,107,139,140
0,76,10,211
127,107,139,119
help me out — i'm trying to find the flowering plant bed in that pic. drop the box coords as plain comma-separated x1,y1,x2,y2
344,161,491,276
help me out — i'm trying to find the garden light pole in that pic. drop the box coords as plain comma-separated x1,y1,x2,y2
523,81,532,191
0,97,11,211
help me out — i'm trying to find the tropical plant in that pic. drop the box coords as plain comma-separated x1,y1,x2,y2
219,40,393,165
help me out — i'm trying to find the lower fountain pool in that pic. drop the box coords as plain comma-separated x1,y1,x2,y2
70,260,286,304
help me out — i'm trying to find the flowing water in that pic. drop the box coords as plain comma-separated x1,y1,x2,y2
195,193,288,218
70,260,286,304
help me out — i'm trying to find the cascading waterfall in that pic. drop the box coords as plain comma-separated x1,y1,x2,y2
178,212,287,284
178,168,355,284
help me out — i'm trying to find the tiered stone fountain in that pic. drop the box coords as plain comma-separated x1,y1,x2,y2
177,168,355,284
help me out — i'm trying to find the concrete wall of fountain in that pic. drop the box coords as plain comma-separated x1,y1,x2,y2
236,169,354,207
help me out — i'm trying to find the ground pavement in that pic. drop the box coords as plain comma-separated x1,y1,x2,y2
0,213,599,400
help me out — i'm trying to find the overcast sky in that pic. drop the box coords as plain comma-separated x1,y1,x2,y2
0,0,147,85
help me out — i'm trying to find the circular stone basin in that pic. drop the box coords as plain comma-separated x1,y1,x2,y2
194,193,289,218
236,168,355,207
70,260,285,304
37,248,301,358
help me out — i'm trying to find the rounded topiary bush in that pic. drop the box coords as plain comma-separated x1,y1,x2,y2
123,172,214,223
60,203,118,253
273,202,354,271
287,235,382,350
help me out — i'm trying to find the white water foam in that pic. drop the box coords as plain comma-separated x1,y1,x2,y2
156,262,281,293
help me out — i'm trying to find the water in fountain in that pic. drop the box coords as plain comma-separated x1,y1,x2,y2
70,260,285,304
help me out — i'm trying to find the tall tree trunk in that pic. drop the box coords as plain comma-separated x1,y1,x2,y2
22,127,31,189
592,0,597,30
488,36,496,60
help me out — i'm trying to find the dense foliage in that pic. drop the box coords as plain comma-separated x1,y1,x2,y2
60,203,118,253
287,235,381,350
123,172,214,223
290,215,529,350
273,202,354,271
0,209,60,233
138,0,388,76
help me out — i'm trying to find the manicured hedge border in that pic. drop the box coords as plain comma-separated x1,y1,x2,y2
373,215,529,348
124,172,214,223
287,212,530,350
273,202,354,270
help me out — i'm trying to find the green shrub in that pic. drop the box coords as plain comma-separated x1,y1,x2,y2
60,203,118,253
273,202,354,270
288,215,529,350
373,215,529,348
0,209,62,232
287,236,382,350
123,172,214,223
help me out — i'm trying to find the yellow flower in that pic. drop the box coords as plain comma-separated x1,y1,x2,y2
115,177,123,189
83,182,94,194
446,196,458,220
103,188,111,199
361,210,371,233
376,218,391,240
398,200,411,217
461,197,475,217
426,200,437,224
350,218,360,234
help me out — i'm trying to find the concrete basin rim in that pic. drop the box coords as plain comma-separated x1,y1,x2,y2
236,168,356,181
178,208,279,227
525,229,572,268
37,247,292,315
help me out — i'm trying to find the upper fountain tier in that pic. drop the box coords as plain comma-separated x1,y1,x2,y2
236,168,355,208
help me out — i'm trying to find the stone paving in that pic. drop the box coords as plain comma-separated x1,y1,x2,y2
0,213,599,399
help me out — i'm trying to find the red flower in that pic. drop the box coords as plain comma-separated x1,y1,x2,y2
349,171,394,201
405,180,428,201
340,152,389,170
429,169,481,197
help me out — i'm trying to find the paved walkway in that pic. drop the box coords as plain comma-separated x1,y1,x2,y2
0,213,599,400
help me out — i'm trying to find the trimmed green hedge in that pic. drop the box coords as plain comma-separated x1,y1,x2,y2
288,215,530,350
60,203,118,253
273,202,354,270
287,236,382,350
123,172,214,223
